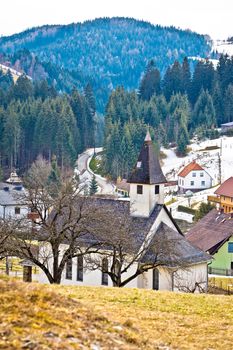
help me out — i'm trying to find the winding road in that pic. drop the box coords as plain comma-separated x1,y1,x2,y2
75,148,115,195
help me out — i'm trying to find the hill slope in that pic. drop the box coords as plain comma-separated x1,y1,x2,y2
1,277,233,350
0,18,212,111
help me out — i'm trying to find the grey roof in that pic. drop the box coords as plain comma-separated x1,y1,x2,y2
43,196,208,266
141,222,211,266
128,133,167,185
0,183,26,206
62,198,164,251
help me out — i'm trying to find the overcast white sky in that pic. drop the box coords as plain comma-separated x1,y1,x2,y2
0,0,232,39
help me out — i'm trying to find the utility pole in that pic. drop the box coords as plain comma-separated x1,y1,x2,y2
218,152,222,185
3,205,9,275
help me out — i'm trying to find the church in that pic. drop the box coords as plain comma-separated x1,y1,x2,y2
38,132,210,291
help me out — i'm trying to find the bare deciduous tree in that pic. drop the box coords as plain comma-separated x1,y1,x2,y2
0,158,108,284
85,206,191,287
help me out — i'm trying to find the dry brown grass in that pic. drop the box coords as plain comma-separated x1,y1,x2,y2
1,276,233,349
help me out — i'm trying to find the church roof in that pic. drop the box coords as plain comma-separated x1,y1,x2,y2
178,160,204,178
141,222,210,266
44,197,209,266
128,132,166,184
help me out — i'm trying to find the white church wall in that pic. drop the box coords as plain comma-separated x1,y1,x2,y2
173,263,208,292
145,267,173,291
37,245,139,288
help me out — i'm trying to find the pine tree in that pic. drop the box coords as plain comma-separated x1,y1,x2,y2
181,57,191,95
11,74,33,101
176,123,189,156
224,84,233,123
139,60,161,101
89,175,98,195
48,155,60,186
192,89,216,129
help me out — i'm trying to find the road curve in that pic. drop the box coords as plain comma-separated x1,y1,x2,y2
75,148,115,195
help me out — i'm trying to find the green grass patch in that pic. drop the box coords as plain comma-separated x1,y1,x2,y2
165,197,177,206
177,205,196,215
89,155,104,176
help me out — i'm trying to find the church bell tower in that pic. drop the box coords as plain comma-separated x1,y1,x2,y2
127,131,167,218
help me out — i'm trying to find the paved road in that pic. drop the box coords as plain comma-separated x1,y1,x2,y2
75,148,115,195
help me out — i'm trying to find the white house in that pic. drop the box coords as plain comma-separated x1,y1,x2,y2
0,182,28,219
37,132,210,292
178,160,213,194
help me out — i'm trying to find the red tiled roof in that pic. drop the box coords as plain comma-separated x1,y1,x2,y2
186,209,233,253
178,161,204,178
215,177,233,197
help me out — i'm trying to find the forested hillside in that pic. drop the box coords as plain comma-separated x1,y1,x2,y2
0,72,97,174
0,17,212,111
103,55,233,179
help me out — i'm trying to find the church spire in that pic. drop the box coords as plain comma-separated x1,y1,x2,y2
128,131,167,217
144,129,152,142
128,132,166,185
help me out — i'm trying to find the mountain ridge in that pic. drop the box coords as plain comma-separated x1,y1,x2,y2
0,17,213,111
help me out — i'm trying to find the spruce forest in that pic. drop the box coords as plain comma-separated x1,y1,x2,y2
1,54,233,180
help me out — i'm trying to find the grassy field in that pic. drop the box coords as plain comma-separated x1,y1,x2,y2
209,276,233,293
1,277,233,349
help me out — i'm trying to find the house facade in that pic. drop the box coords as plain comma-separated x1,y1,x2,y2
0,182,28,219
178,160,212,193
208,177,233,213
37,132,210,291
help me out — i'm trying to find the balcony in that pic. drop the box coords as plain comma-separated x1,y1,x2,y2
207,195,220,204
208,266,233,276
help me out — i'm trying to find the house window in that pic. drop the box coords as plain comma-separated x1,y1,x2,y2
102,258,108,285
66,258,72,280
228,242,233,253
201,181,205,186
200,172,204,177
152,268,159,290
155,185,159,194
137,185,143,194
15,207,21,215
190,181,194,186
192,172,196,177
77,255,83,281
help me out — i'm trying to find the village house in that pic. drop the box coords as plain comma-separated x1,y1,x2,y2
178,160,213,194
186,209,233,276
208,176,233,213
186,176,233,277
0,172,28,219
37,132,211,291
